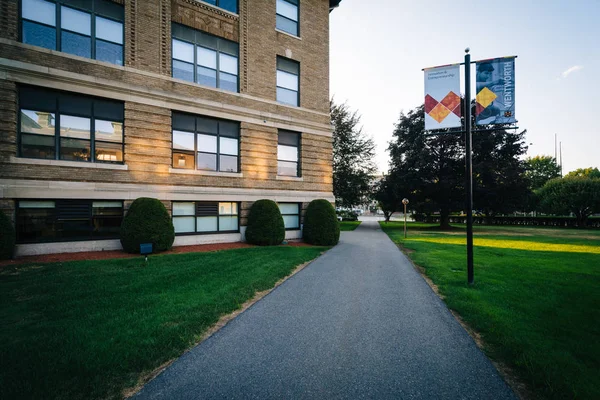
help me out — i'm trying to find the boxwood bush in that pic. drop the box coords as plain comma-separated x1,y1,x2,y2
0,211,16,260
245,199,285,246
303,199,340,245
120,198,175,253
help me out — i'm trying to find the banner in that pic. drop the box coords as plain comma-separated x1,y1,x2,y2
424,65,462,130
475,57,516,125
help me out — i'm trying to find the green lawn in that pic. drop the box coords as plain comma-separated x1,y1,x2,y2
380,221,600,399
339,220,361,231
0,246,326,400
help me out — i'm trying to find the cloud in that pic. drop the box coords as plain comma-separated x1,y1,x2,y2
561,65,583,78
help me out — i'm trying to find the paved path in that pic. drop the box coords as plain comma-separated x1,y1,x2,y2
134,221,516,399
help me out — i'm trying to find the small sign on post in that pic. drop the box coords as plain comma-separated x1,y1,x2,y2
140,243,153,263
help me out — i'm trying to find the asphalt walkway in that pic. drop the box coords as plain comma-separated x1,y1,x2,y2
134,220,516,399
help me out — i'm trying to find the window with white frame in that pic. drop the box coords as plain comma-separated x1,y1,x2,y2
276,56,299,107
172,202,239,234
172,112,239,173
277,130,300,177
278,203,300,229
276,0,299,36
172,23,239,92
20,0,124,65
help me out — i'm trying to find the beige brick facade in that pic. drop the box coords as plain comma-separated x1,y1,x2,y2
0,0,336,255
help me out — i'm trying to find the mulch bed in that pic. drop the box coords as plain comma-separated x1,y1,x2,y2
0,240,312,267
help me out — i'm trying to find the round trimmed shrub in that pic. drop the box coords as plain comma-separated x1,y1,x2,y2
0,211,16,260
303,199,340,246
245,199,285,246
120,198,175,253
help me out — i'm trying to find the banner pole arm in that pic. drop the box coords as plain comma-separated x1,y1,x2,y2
464,48,474,285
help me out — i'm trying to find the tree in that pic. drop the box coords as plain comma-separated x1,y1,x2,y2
373,174,401,222
525,155,561,190
331,100,377,208
472,128,530,221
537,177,600,227
387,105,463,229
564,167,600,179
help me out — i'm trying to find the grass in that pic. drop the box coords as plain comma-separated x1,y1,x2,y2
0,246,327,400
339,220,361,231
380,221,600,399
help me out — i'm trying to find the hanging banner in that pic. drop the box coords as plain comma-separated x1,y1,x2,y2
424,64,462,130
475,57,516,125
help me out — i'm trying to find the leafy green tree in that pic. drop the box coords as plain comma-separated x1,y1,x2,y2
537,177,600,227
472,128,530,221
373,174,401,222
525,155,561,190
564,167,600,179
387,105,463,228
331,101,377,208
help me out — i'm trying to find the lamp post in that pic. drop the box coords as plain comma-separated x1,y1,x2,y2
402,198,409,238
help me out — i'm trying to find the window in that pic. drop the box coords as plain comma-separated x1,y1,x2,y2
16,200,123,243
202,0,238,14
172,23,239,92
276,0,299,36
278,203,300,229
278,130,300,176
172,202,239,234
18,86,124,163
277,56,299,106
172,112,239,173
20,0,125,65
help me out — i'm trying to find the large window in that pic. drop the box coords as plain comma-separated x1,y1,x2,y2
21,0,124,65
172,202,239,234
276,56,299,107
172,23,239,93
278,203,300,229
16,200,123,243
18,86,124,163
202,0,238,14
276,0,299,36
277,130,300,177
172,112,239,173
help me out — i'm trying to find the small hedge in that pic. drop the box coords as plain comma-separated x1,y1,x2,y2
303,199,340,246
0,211,16,260
120,198,175,253
245,199,285,246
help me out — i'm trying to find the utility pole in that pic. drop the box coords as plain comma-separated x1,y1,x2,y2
560,142,563,177
464,48,474,285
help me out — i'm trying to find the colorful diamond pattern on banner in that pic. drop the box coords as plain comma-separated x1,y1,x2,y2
424,91,461,123
476,87,497,109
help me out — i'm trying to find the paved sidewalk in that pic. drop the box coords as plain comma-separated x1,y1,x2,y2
134,220,516,399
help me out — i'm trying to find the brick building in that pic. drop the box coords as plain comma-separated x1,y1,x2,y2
0,0,341,256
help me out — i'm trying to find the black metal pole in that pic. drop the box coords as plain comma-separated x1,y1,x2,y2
464,48,474,284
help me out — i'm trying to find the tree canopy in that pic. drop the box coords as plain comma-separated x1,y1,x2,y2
525,155,561,190
537,177,600,227
472,127,530,221
331,100,377,208
564,167,600,179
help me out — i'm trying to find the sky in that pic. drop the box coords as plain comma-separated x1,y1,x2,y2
329,0,600,175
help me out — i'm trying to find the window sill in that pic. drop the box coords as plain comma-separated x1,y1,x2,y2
276,175,303,181
10,156,128,170
169,168,243,178
275,29,302,41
